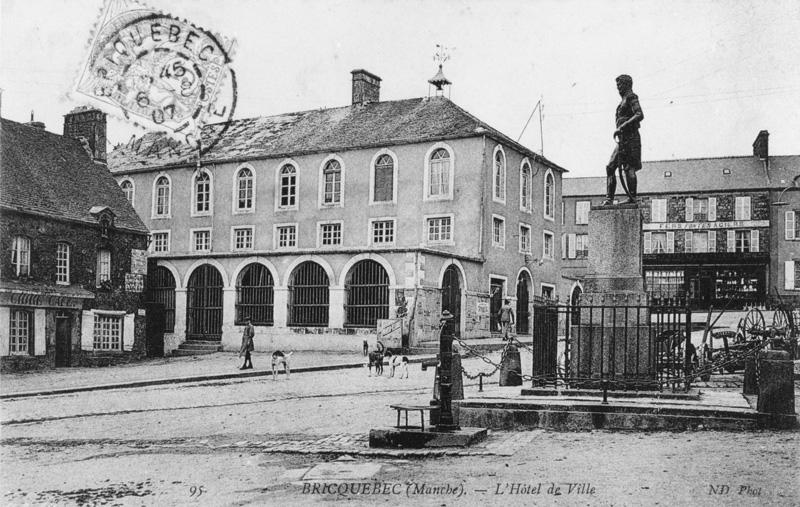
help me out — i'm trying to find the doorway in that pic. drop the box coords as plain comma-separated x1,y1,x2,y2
55,311,71,367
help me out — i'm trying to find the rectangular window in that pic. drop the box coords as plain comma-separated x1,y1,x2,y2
9,309,31,355
56,243,70,284
651,232,668,253
575,233,589,259
96,249,111,285
279,169,297,208
734,230,750,252
785,211,799,240
192,230,211,252
427,216,452,243
152,232,170,253
735,196,751,221
320,223,342,246
492,216,505,248
277,225,297,248
519,224,531,253
372,220,395,245
575,201,591,225
232,227,254,251
543,231,554,260
646,270,685,300
93,313,122,351
651,199,667,223
11,236,31,276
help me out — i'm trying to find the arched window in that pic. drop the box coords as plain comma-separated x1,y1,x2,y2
153,176,171,217
120,179,134,203
236,264,274,326
278,164,297,209
186,264,223,340
428,148,451,198
193,170,212,214
148,266,176,332
345,260,389,327
235,167,254,211
372,154,394,203
520,162,532,212
288,261,329,326
544,170,554,219
493,147,506,203
322,159,342,205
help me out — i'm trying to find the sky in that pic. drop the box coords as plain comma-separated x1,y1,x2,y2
1,0,799,177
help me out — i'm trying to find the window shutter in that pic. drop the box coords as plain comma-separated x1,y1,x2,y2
0,307,9,356
643,232,652,254
374,165,393,202
561,234,567,259
785,261,796,290
666,231,675,253
34,309,46,356
81,310,95,351
684,231,693,253
786,211,796,240
708,197,717,221
708,231,717,253
727,231,735,252
568,234,577,259
744,197,751,220
123,314,135,351
685,198,693,222
750,230,759,253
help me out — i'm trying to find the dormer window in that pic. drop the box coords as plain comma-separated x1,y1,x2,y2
664,171,672,178
89,206,116,238
723,168,731,175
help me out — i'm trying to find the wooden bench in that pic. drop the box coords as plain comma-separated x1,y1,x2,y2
389,404,433,431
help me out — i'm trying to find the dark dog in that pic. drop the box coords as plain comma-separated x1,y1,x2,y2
367,341,385,376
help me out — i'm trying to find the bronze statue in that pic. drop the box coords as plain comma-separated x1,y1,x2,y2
602,74,644,205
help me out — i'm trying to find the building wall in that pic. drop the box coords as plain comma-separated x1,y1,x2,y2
0,210,148,371
770,187,800,299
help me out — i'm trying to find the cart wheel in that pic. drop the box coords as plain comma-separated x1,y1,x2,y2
772,309,789,332
743,308,765,341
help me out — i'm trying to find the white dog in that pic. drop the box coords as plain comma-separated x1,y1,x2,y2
271,351,292,380
386,351,409,379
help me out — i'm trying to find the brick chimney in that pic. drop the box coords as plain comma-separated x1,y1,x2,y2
63,106,107,163
752,130,769,160
351,69,381,105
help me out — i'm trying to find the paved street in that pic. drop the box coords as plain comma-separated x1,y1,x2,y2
2,351,799,506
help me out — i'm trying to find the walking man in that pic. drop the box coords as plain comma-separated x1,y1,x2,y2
498,299,515,341
603,74,644,205
239,316,255,370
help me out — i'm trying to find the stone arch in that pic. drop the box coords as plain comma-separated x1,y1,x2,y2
182,258,229,289
230,257,280,288
338,253,397,288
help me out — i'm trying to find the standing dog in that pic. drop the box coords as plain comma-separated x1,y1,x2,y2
385,351,409,379
271,351,292,380
367,341,385,376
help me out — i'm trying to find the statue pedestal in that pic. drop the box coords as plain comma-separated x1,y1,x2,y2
574,204,656,388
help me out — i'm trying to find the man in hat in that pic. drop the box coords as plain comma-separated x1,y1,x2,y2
498,299,515,341
239,316,255,370
603,74,644,205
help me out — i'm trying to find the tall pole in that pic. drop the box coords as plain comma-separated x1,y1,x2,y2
436,310,459,431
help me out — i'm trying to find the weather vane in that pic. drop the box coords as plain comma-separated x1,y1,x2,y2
433,44,452,65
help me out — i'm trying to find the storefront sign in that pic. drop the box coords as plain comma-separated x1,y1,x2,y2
0,292,84,309
130,249,148,275
125,273,144,292
643,220,769,231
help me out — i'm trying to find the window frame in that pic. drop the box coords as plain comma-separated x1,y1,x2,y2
423,213,455,246
151,173,172,219
651,198,667,223
518,223,532,254
318,155,346,208
230,225,255,252
542,229,555,260
56,242,70,285
369,217,397,246
317,220,344,248
492,145,506,204
191,168,214,217
274,223,299,250
543,169,555,221
232,164,256,214
492,214,506,249
735,196,752,221
8,308,32,355
11,235,31,277
575,200,591,225
93,311,124,351
119,177,135,204
96,249,111,286
519,159,533,213
575,233,589,259
190,227,213,253
786,210,799,240
369,149,398,205
150,230,171,254
275,160,299,212
423,143,455,202
540,282,557,299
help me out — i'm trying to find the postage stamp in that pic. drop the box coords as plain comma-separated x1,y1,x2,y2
73,0,236,151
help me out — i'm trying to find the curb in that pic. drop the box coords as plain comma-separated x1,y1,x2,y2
0,355,436,400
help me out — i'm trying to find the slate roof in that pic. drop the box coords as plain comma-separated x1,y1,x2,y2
0,117,148,234
108,97,566,173
563,154,800,197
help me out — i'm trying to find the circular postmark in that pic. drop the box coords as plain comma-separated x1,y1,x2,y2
76,10,236,153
